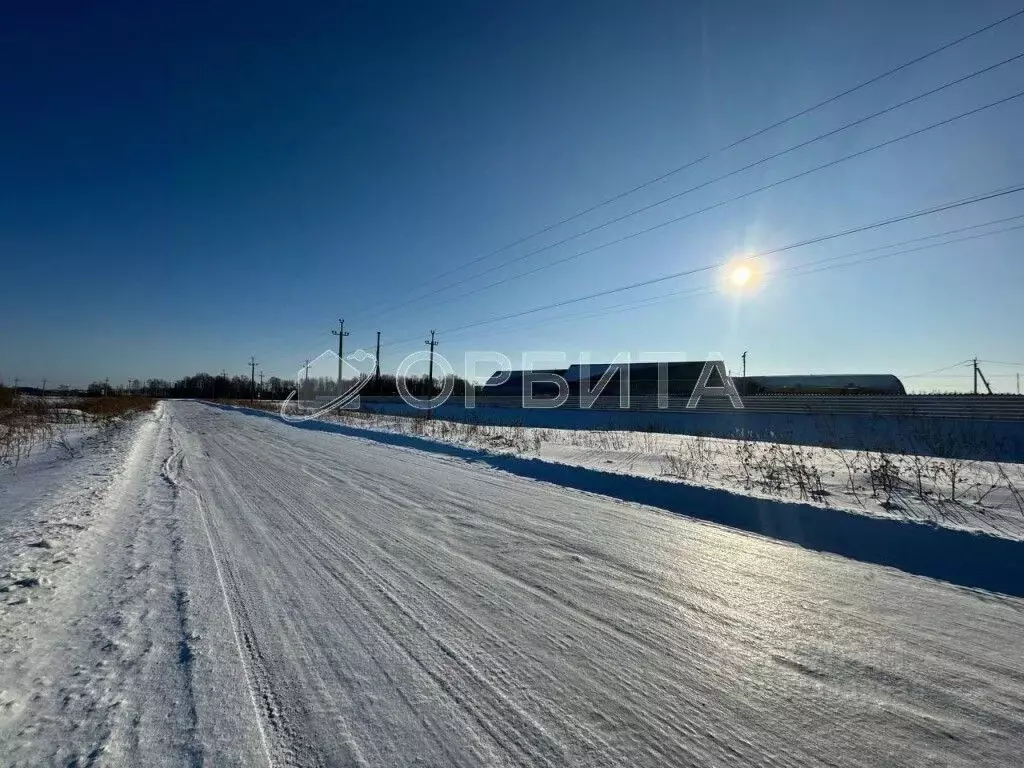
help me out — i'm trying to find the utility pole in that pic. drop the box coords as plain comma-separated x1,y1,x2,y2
258,370,264,399
977,363,993,395
249,356,259,402
332,318,349,393
973,357,979,396
741,350,748,395
375,331,381,387
425,331,438,416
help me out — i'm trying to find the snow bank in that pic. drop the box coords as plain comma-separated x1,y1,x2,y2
358,399,1024,462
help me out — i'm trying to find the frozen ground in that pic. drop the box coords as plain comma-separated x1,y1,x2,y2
2,401,1024,765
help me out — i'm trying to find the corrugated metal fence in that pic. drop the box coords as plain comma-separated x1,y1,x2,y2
360,394,1024,421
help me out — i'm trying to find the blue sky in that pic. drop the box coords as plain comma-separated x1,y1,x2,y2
2,0,1023,391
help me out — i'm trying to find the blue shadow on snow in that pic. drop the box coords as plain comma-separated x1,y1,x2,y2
212,404,1024,599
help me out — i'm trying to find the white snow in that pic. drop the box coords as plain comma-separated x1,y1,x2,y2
271,405,1024,540
2,400,1023,765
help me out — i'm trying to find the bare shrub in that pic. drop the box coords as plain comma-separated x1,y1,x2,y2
754,443,786,494
938,457,968,503
605,431,627,451
867,452,901,507
785,445,827,501
907,453,931,500
995,464,1024,518
734,437,756,490
832,449,864,505
636,430,659,455
54,426,76,458
663,446,697,480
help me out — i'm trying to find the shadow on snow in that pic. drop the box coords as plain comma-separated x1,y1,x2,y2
213,403,1024,600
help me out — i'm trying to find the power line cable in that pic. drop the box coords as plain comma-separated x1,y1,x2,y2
718,8,1024,148
373,182,1024,351
437,219,1024,346
374,218,1024,377
355,6,1024,315
380,189,1019,352
781,221,1024,279
908,373,1017,378
856,364,966,382
367,89,1024,320
363,51,1024,320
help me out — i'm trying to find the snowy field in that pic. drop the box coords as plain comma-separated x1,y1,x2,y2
2,401,1024,765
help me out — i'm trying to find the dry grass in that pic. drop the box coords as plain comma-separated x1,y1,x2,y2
76,395,156,419
0,395,156,468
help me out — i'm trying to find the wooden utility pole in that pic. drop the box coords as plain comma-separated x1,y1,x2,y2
249,356,259,402
971,358,994,395
425,331,438,393
332,319,349,393
425,330,438,417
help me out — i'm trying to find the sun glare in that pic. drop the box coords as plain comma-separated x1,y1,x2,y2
730,265,752,287
723,257,761,294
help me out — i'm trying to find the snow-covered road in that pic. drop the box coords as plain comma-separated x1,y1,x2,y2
3,401,1024,766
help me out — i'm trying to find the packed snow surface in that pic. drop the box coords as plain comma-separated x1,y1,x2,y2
2,401,1023,766
286,405,1024,540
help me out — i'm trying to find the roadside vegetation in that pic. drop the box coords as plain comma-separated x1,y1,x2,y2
0,391,155,468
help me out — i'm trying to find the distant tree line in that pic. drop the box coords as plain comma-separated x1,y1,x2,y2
83,372,477,400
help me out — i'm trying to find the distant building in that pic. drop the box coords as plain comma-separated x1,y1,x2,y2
564,361,725,396
482,361,728,398
734,374,906,396
482,363,906,398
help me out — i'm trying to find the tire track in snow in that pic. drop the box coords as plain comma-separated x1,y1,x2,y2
203,422,727,765
303,453,752,758
203,437,468,766
160,402,1024,767
165,424,276,768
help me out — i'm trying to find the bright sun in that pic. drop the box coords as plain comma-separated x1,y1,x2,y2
730,265,753,287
